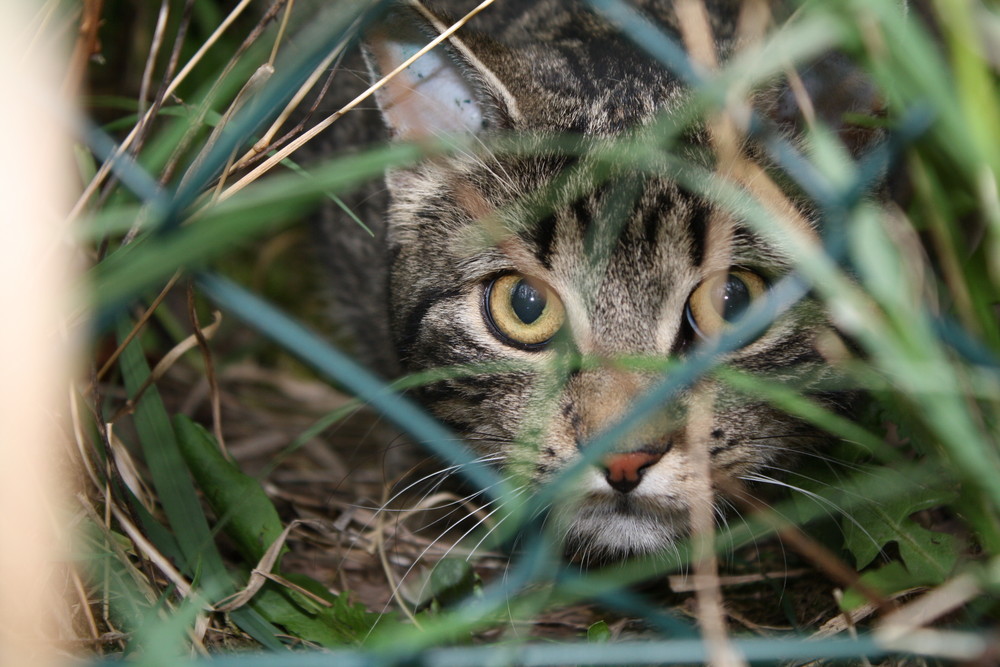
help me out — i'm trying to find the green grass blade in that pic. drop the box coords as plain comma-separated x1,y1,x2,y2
117,318,285,650
195,273,508,497
85,635,897,666
174,415,286,565
117,318,230,582
88,142,423,313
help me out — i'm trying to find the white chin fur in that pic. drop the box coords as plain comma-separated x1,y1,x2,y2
557,496,689,561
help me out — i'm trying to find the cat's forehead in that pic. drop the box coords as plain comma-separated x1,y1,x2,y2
450,161,782,281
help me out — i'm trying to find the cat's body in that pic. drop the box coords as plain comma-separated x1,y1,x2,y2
313,0,857,560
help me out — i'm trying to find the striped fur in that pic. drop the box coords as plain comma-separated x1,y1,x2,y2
314,0,856,560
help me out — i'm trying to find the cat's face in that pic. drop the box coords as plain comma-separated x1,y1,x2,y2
364,1,850,560
383,155,840,559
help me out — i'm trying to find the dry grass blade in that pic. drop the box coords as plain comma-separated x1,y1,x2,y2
158,0,292,187
178,61,275,200
668,569,813,593
678,7,746,664
877,629,994,662
138,0,170,119
108,504,196,602
1,4,78,663
187,285,227,452
94,272,181,383
71,566,101,647
68,0,257,221
220,0,500,201
268,0,295,67
108,310,223,424
234,46,342,168
875,571,981,643
688,384,746,667
813,587,921,640
64,0,103,97
215,519,320,613
375,492,422,629
106,428,157,513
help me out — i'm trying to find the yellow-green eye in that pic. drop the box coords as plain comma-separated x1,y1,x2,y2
686,269,768,340
484,274,565,349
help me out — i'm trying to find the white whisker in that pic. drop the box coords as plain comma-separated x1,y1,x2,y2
741,472,884,559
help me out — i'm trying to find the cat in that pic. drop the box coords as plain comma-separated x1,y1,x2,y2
311,0,868,562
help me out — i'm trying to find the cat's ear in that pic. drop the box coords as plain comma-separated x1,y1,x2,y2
363,3,520,141
766,53,883,157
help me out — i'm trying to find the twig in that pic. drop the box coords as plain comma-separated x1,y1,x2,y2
64,0,104,98
94,271,181,383
687,383,747,667
187,283,226,453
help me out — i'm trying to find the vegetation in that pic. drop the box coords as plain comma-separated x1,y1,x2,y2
59,0,1000,664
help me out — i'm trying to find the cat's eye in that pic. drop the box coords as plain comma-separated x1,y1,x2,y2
484,274,565,349
686,269,768,340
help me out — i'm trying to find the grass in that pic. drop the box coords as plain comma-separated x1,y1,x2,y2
52,0,1000,664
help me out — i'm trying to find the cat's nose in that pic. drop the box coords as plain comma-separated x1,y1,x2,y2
601,451,665,494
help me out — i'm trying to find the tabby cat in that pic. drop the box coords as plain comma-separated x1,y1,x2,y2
314,0,866,561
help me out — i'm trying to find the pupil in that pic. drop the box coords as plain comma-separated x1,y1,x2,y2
719,275,750,321
511,280,546,324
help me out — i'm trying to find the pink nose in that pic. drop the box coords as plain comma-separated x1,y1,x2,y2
602,451,664,494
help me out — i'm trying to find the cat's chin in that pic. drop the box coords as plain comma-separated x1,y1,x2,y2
558,496,689,563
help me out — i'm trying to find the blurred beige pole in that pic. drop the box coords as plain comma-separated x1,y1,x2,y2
0,2,77,666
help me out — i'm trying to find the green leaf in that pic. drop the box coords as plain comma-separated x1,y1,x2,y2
117,320,285,650
841,467,958,583
250,586,345,648
896,522,959,584
174,415,286,565
588,620,612,643
322,588,386,644
838,561,917,611
249,582,384,647
428,558,478,608
117,319,230,585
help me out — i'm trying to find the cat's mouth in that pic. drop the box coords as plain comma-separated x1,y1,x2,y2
556,493,690,561
611,493,653,516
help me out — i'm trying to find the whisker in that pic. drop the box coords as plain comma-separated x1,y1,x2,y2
351,456,503,513
332,452,506,578
405,486,529,604
370,491,509,622
462,486,532,560
740,472,884,559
